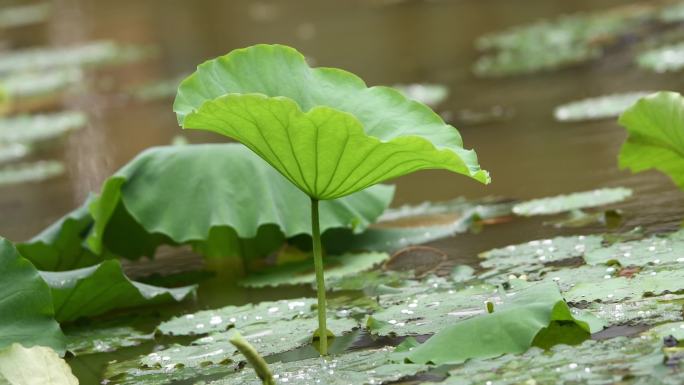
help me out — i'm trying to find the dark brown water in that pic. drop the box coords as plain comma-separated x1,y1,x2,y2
3,0,684,382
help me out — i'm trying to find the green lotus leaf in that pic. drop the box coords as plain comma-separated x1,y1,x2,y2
40,260,196,322
0,143,28,164
430,332,674,385
637,42,684,73
17,198,103,271
174,44,488,200
512,188,632,216
0,238,64,353
239,251,389,288
0,160,64,186
0,111,86,145
133,317,357,370
86,143,394,258
403,282,591,365
554,92,653,122
0,344,78,385
618,91,684,190
65,323,153,356
157,297,317,337
0,3,52,29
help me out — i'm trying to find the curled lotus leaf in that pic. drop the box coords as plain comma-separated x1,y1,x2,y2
85,143,393,258
174,44,489,200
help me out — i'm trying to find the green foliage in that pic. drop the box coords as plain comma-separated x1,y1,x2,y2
86,143,394,259
0,344,78,385
403,282,591,365
65,323,153,356
618,91,684,190
0,238,64,353
41,260,196,322
174,44,488,200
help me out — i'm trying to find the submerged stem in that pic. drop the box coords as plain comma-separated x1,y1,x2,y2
311,197,328,355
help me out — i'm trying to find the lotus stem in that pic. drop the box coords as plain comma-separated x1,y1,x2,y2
311,197,328,355
229,332,275,385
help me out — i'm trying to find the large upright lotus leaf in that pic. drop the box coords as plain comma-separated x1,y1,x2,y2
0,238,64,353
618,91,684,190
404,282,591,365
86,143,394,257
41,259,196,322
174,44,488,200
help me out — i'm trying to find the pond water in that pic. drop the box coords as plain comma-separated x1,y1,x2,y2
3,0,684,383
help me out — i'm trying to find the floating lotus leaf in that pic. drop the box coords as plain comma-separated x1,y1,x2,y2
0,3,51,29
393,83,449,107
473,5,656,77
478,234,603,283
554,92,653,122
404,282,592,365
106,347,425,385
566,267,684,303
512,188,632,216
430,332,677,385
137,317,357,370
0,111,86,145
41,260,196,322
86,143,394,258
0,344,78,385
239,251,389,288
618,91,684,190
367,284,497,336
0,143,28,164
65,324,153,356
584,228,684,266
637,42,684,72
0,160,64,186
585,294,684,327
0,41,152,73
174,44,489,200
0,238,64,352
157,298,317,337
210,347,425,385
323,197,513,255
1,69,82,101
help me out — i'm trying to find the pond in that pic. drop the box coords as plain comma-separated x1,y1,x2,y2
2,0,684,384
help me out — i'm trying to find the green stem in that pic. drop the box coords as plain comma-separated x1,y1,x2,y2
229,332,275,385
311,197,328,355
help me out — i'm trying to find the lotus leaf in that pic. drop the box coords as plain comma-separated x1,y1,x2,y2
0,238,64,353
41,260,196,322
0,344,78,385
430,333,677,385
0,111,86,145
554,92,653,122
0,160,64,186
86,143,394,259
618,91,684,190
240,251,388,288
174,44,488,200
404,282,591,365
512,188,632,216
